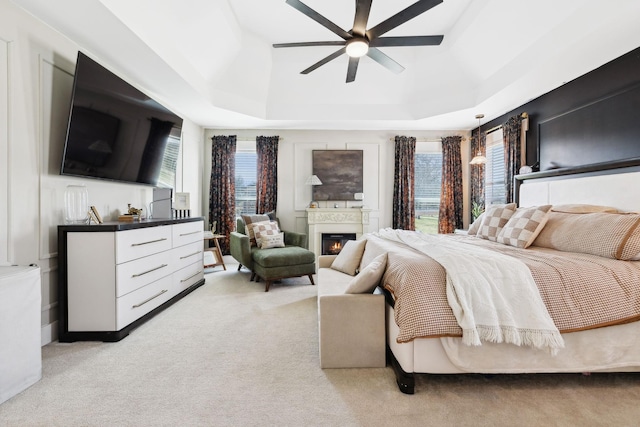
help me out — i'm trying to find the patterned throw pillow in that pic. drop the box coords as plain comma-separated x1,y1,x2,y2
477,203,517,241
260,232,285,249
497,205,552,248
251,221,281,248
241,214,271,246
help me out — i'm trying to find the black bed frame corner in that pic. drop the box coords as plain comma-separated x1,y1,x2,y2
387,345,415,394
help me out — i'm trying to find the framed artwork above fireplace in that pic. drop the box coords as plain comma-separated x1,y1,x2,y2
312,150,363,201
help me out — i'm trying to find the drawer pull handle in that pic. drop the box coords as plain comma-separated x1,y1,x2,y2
180,270,203,283
132,264,168,278
132,289,168,308
131,237,168,247
180,251,202,260
180,231,200,237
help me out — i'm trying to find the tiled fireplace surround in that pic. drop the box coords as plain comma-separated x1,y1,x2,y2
306,208,372,257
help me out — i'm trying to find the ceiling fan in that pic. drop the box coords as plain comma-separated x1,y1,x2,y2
273,0,444,83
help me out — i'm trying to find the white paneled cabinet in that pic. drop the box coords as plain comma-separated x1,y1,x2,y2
59,218,205,342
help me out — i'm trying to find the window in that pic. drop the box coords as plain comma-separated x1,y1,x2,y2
414,141,442,234
485,129,506,206
235,141,257,216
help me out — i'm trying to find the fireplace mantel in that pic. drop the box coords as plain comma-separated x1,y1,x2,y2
306,208,371,257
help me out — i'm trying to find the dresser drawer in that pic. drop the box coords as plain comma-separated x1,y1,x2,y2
173,261,204,294
116,275,173,330
173,241,203,271
173,221,204,248
116,226,172,264
115,250,174,298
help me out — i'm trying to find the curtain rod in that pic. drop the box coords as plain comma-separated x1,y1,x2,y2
388,137,467,142
234,138,283,142
485,125,502,135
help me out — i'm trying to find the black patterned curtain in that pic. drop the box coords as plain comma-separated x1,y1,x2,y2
503,115,522,203
470,127,486,220
256,136,279,214
210,135,236,254
438,136,463,234
393,136,416,230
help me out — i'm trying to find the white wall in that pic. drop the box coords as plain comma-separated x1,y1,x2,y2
0,0,205,345
204,129,471,237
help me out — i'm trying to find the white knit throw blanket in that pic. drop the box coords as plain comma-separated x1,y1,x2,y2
375,229,564,354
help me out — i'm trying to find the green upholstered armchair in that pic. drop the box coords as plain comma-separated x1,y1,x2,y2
229,217,315,291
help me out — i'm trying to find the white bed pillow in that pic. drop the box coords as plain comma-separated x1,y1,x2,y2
331,239,367,276
476,203,517,241
497,205,552,248
345,253,387,294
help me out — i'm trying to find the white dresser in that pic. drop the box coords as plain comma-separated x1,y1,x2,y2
58,218,205,342
0,265,41,404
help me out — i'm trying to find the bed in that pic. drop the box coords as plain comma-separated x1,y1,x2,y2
378,168,640,394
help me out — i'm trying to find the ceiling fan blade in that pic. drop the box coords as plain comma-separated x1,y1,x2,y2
346,57,360,83
273,41,346,48
370,35,444,47
353,0,373,36
301,47,347,74
367,48,405,74
285,0,352,40
367,0,443,40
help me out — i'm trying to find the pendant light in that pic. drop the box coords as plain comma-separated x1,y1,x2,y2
470,113,487,165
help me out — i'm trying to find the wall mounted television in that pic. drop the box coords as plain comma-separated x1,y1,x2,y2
61,51,183,187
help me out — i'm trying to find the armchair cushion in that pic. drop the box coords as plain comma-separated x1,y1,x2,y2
252,245,315,268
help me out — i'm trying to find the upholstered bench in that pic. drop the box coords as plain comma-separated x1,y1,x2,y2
317,238,388,368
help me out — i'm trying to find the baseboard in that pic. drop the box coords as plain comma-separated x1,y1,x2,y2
41,321,57,346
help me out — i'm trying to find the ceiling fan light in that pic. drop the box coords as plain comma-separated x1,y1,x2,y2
346,39,369,58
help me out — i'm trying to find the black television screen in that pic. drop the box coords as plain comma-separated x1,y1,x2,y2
61,52,183,187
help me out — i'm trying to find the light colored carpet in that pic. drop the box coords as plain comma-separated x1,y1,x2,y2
1,257,640,426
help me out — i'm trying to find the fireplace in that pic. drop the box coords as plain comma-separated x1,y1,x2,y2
321,233,356,255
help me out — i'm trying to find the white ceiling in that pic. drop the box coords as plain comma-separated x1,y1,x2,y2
12,0,640,130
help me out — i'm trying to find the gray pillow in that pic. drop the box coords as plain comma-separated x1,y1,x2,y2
330,239,367,276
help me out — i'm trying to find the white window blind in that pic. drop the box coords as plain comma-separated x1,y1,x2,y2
414,141,442,234
485,129,506,206
235,142,257,216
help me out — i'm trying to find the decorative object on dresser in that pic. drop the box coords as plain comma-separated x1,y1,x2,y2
58,217,205,342
64,184,89,225
312,150,363,201
174,192,191,218
151,187,173,219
